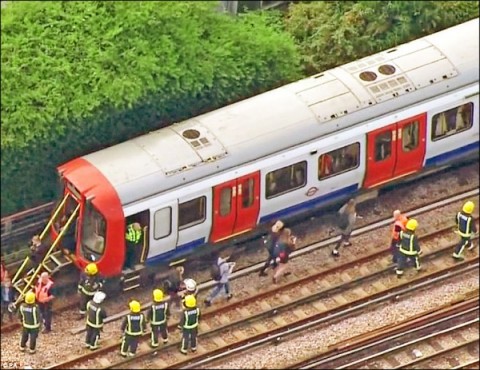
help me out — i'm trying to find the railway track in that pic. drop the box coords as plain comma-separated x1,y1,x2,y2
46,214,479,369
292,298,478,369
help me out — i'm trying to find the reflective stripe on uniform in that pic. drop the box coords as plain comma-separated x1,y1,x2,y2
21,305,40,329
399,231,418,256
125,225,141,243
86,301,104,328
151,303,168,325
457,212,473,238
125,315,144,335
183,308,199,329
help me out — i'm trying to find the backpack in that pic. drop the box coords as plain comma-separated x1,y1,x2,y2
210,261,225,281
338,212,349,230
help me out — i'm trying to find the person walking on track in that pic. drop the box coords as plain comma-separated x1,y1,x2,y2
19,291,41,354
332,198,361,257
85,291,107,350
148,289,170,348
204,253,233,307
395,219,422,277
259,220,284,277
453,200,477,260
390,210,408,264
120,300,146,357
179,294,200,355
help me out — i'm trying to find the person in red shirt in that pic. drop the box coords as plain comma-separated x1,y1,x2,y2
391,210,408,264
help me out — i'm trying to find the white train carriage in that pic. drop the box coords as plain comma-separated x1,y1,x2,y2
54,19,479,277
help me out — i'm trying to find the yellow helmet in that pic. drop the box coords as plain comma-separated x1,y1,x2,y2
129,300,141,313
463,201,475,214
406,219,418,231
184,294,196,308
85,263,98,275
25,291,36,304
153,289,164,302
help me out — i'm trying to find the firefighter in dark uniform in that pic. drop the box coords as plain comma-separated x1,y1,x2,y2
147,289,169,348
124,223,142,269
120,300,146,357
78,263,104,316
180,294,200,355
395,219,422,277
19,291,41,354
85,291,107,350
453,201,477,260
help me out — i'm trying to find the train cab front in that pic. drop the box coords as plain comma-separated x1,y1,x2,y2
52,158,125,278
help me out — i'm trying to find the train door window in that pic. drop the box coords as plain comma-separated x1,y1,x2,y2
178,197,206,230
318,143,360,179
432,103,473,141
154,207,172,239
374,131,392,161
265,161,307,199
220,187,232,216
401,120,419,152
81,203,106,255
241,178,255,208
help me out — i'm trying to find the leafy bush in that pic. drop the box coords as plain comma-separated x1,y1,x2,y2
284,1,479,74
1,1,301,215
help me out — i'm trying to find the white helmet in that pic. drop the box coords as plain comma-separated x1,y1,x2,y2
93,291,106,304
184,278,197,292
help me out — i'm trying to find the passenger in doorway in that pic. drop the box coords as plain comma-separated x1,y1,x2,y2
29,235,49,271
58,213,77,255
332,199,361,257
124,223,143,269
259,220,284,277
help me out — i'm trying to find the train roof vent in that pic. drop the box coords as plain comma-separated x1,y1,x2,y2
295,75,375,123
166,121,227,175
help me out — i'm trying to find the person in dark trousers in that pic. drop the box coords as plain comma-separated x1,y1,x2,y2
163,266,184,312
395,219,422,277
259,220,284,277
332,199,361,257
120,300,146,357
204,253,233,307
85,291,107,350
453,201,477,260
78,262,104,316
1,274,15,324
34,272,55,333
272,228,297,284
148,289,170,348
180,295,200,355
124,223,143,269
19,291,41,354
29,235,49,271
390,210,408,264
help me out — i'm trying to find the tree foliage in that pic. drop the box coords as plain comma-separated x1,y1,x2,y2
284,1,480,74
1,1,301,215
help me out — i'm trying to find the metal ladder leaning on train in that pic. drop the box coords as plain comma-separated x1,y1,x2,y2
2,18,479,356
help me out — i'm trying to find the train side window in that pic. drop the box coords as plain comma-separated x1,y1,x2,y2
154,207,172,240
318,142,360,180
402,120,419,152
220,187,232,216
432,102,473,141
241,178,255,208
374,131,392,161
265,161,307,199
178,197,206,230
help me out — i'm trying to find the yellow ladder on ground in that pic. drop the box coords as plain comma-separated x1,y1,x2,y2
11,193,80,309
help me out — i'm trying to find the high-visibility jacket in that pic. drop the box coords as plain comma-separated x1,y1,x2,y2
399,231,421,256
456,211,476,238
86,301,107,328
392,215,408,240
181,307,200,329
78,274,104,296
19,303,40,329
148,302,169,326
125,224,142,244
121,313,146,336
35,279,54,303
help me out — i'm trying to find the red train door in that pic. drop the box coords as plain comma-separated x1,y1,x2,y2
364,113,426,188
210,171,260,242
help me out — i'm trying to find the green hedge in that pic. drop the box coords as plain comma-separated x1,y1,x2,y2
1,1,302,215
284,1,480,74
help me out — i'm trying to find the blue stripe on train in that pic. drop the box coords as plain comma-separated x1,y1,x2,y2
146,237,205,265
425,142,479,167
259,183,359,224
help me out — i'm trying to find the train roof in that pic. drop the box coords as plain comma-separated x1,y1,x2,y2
69,18,479,206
